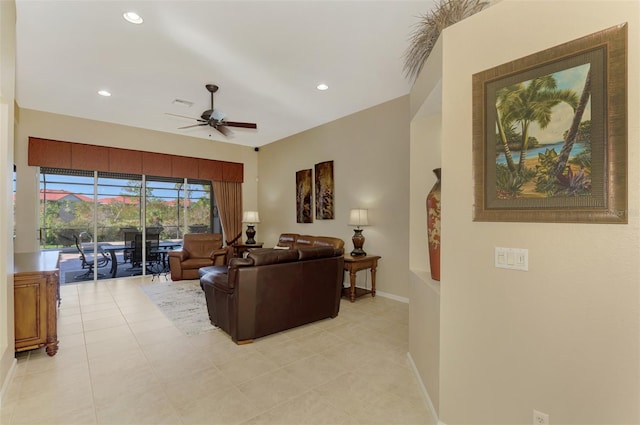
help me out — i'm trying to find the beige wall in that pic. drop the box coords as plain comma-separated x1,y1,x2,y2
14,108,258,253
408,33,443,420
438,1,639,424
409,109,442,416
0,0,16,404
258,96,411,299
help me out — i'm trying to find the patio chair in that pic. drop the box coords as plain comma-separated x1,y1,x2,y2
123,230,139,264
132,232,162,273
74,232,110,279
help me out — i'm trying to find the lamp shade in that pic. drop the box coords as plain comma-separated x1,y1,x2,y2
348,209,369,227
242,211,260,224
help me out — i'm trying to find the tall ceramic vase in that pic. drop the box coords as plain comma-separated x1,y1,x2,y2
426,168,441,281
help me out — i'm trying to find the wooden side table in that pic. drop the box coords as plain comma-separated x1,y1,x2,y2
233,243,264,258
343,254,381,302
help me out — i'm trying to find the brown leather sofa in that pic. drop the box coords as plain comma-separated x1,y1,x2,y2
168,233,228,281
200,244,344,344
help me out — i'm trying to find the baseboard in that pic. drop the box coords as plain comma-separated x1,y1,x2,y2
407,352,446,425
366,288,409,304
0,357,18,409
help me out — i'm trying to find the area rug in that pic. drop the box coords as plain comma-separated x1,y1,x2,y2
140,280,218,336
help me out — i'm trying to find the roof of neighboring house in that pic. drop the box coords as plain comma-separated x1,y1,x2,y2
40,189,187,206
39,189,92,203
164,199,192,207
99,196,139,205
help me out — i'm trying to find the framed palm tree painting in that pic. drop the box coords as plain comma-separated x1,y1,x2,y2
296,169,312,223
315,160,335,219
472,23,627,223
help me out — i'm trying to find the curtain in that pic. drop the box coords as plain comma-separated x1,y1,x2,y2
213,181,243,247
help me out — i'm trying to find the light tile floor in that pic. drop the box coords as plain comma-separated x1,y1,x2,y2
1,277,434,425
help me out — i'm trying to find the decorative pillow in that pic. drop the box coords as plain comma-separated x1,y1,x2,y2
273,245,289,250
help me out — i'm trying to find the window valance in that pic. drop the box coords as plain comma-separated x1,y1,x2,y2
28,137,243,183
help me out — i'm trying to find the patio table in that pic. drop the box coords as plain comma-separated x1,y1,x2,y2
102,241,182,278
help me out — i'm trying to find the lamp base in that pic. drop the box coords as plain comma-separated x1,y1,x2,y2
245,225,256,245
350,228,366,257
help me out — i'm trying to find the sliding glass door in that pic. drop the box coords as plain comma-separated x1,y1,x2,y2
39,167,220,283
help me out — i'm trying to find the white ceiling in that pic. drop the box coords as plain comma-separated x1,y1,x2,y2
15,1,435,147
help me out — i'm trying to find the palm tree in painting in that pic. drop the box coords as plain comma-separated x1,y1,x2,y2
496,75,579,174
495,100,517,173
552,68,591,177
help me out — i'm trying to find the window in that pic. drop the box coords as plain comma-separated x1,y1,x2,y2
39,169,95,249
39,168,220,247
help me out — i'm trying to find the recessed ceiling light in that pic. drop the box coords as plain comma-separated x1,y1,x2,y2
98,90,111,97
123,12,143,24
317,83,329,91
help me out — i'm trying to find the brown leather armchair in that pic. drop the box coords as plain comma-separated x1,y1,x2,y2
168,233,228,281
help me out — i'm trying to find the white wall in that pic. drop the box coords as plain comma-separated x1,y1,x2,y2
439,1,639,423
0,0,16,404
14,108,258,253
258,96,411,299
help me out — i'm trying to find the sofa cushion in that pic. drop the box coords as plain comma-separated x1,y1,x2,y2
247,249,299,266
277,233,344,253
181,258,214,270
298,246,338,260
185,234,224,258
276,233,298,249
199,265,227,279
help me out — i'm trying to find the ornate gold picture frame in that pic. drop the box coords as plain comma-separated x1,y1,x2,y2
472,24,627,223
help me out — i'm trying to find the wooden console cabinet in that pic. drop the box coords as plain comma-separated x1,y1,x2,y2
13,251,60,356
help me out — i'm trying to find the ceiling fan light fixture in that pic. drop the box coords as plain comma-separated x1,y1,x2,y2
211,109,226,121
171,84,257,137
123,12,143,24
98,90,112,97
316,83,329,91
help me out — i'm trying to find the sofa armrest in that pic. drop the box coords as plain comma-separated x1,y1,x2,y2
229,258,254,268
168,250,189,261
210,247,227,258
210,248,229,266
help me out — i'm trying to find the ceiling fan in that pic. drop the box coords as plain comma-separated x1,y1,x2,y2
167,84,257,136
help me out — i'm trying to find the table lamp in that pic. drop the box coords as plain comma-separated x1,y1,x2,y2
242,211,260,244
348,208,369,257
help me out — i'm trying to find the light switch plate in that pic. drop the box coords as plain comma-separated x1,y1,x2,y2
495,247,528,271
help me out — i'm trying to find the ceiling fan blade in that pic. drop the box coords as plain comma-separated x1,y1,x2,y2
223,121,257,129
213,123,231,137
165,112,203,121
178,123,208,129
174,85,257,137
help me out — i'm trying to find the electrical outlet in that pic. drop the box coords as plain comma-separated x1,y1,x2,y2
533,409,549,425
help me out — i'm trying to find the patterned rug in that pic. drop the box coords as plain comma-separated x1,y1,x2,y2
140,280,218,336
